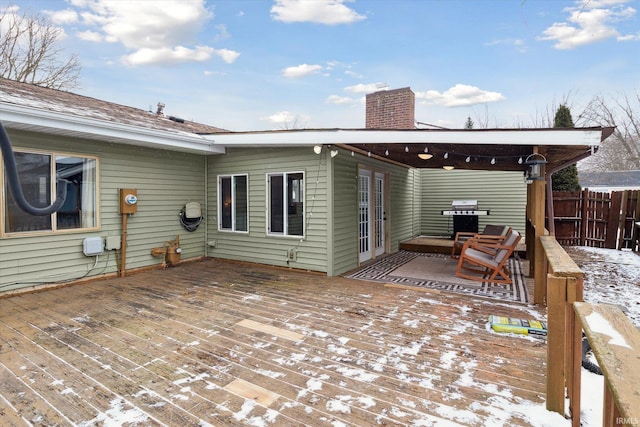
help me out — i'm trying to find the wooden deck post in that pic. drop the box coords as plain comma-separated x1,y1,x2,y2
532,176,546,305
546,274,567,413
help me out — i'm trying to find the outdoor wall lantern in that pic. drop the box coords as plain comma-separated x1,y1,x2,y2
524,153,547,182
313,144,338,158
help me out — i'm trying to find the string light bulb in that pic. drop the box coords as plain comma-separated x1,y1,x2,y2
404,146,409,152
491,158,496,165
385,149,389,156
444,152,449,159
465,156,471,163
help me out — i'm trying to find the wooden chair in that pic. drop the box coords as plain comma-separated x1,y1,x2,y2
450,224,510,259
455,229,521,285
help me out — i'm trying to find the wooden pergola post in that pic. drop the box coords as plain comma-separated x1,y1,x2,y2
527,150,547,305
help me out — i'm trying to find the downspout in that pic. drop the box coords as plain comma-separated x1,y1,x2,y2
0,123,67,216
204,154,209,258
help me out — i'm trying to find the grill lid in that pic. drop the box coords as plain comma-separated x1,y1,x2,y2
451,200,478,210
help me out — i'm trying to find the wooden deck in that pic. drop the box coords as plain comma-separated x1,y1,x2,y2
0,258,548,426
400,236,527,257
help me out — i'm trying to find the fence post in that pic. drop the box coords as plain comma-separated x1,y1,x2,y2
608,191,623,249
580,188,589,246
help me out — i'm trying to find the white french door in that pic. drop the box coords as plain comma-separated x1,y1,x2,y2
359,169,387,263
358,170,371,263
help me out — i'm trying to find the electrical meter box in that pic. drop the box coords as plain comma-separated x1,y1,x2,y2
119,188,138,214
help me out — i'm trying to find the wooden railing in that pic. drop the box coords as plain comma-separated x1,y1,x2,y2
542,235,640,426
573,303,640,426
541,235,584,424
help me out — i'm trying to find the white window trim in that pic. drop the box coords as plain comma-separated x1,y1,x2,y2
217,173,249,233
1,147,99,237
266,170,305,238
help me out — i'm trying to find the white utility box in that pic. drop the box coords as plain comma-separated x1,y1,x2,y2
105,236,121,250
83,237,104,256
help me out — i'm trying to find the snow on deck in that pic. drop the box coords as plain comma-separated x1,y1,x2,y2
0,258,567,426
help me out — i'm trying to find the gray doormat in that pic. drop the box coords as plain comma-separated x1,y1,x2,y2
346,251,529,304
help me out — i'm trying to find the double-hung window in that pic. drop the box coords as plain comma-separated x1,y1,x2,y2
3,150,98,234
267,172,304,237
218,174,248,232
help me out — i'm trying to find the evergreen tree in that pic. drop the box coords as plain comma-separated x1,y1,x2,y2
464,116,474,129
552,105,581,191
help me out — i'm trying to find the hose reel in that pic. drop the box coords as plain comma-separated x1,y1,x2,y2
180,201,203,232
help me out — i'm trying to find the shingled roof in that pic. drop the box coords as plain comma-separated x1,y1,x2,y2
0,77,227,134
580,170,640,188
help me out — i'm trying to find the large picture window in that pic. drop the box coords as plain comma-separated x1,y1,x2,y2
3,150,98,234
218,174,248,232
267,172,304,237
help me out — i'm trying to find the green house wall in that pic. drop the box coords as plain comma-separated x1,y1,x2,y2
0,130,526,293
0,129,206,292
418,169,527,236
206,147,330,272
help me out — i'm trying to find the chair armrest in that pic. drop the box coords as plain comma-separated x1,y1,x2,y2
453,231,477,242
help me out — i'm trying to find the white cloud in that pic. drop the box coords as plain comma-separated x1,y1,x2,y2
264,111,296,124
76,30,103,42
271,0,366,25
214,24,230,42
45,9,79,25
326,95,355,105
61,0,238,66
617,32,640,41
344,83,388,94
261,111,310,128
283,64,323,78
485,38,527,53
415,84,505,107
122,46,215,66
215,49,241,64
538,0,636,49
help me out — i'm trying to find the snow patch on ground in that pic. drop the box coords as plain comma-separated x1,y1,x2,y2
77,398,149,427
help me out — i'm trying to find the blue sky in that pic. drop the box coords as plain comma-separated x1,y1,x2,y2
4,0,640,131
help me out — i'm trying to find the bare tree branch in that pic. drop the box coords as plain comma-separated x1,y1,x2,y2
0,7,80,90
578,92,640,171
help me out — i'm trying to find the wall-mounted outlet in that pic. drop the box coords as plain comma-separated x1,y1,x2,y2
105,236,121,250
287,249,297,261
207,240,217,248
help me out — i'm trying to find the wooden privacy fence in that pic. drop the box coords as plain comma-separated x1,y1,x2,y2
551,189,640,250
542,235,640,427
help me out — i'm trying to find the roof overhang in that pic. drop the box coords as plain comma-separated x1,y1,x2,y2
206,127,614,172
0,102,225,154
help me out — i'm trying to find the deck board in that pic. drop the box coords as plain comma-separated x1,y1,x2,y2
0,258,548,426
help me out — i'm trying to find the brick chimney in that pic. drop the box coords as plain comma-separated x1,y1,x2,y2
365,87,415,129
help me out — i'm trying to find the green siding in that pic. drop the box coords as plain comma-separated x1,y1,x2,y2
331,153,359,275
0,130,206,292
206,147,329,272
419,169,527,236
329,152,417,276
206,148,419,277
1,129,526,292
